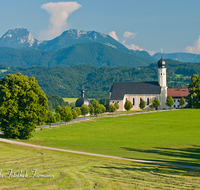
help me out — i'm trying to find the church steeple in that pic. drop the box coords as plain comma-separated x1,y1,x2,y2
158,49,167,109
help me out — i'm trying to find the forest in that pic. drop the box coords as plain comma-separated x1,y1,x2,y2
0,59,198,99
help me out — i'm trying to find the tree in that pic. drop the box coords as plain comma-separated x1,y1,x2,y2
60,105,72,125
71,109,78,121
124,100,133,114
93,100,101,117
139,98,145,111
63,112,73,125
188,74,200,108
179,97,186,109
46,111,56,128
0,73,48,139
88,103,94,119
114,102,119,110
74,107,81,121
55,105,62,114
152,98,160,111
109,104,116,116
100,104,106,116
81,104,89,120
166,96,174,110
55,113,61,125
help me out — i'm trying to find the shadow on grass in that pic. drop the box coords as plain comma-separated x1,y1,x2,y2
92,164,200,177
121,145,200,168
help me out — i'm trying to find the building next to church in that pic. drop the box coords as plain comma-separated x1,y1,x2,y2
109,57,168,111
167,88,189,109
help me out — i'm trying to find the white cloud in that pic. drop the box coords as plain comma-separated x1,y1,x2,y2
123,31,138,39
109,31,118,41
122,41,156,55
40,1,81,40
186,36,200,54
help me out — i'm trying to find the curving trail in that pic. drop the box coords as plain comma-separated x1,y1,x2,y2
0,138,200,170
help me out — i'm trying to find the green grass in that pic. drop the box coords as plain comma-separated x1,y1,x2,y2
0,142,200,189
17,109,200,168
63,98,78,103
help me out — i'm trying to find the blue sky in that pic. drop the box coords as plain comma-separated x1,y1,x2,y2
0,0,200,55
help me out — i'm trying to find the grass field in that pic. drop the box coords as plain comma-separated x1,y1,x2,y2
14,109,200,169
0,142,200,189
63,98,78,103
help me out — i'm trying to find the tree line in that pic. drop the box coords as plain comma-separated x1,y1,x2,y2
0,59,200,99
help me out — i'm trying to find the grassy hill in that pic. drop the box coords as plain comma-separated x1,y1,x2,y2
1,141,200,189
19,109,200,168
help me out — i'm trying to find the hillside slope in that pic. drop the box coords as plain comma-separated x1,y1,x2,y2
0,43,152,67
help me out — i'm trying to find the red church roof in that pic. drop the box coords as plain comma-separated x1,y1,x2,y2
167,88,189,98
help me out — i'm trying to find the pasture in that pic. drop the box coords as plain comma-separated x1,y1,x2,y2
21,109,200,168
0,141,200,189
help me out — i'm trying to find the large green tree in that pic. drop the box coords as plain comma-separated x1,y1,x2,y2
0,73,48,139
166,96,174,110
188,74,200,108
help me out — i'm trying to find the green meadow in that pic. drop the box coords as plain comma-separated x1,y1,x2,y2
0,141,200,189
19,109,200,168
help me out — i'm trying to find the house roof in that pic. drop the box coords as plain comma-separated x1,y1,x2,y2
167,88,189,98
110,81,161,100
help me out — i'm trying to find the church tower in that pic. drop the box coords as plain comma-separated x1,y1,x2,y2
158,52,167,109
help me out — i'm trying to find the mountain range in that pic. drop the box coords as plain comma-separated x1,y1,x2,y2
0,28,155,62
0,27,200,66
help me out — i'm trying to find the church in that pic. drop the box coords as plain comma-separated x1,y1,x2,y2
109,57,168,111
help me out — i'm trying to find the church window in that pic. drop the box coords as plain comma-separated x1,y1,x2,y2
133,98,135,105
147,98,149,105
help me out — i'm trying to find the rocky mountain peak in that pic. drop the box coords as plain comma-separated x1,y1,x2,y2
0,27,37,48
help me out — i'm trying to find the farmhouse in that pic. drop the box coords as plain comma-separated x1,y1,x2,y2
110,57,168,111
167,88,189,109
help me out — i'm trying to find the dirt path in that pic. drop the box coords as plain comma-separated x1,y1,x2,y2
0,138,200,170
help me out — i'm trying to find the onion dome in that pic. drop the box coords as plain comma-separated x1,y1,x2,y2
158,57,166,68
75,89,90,107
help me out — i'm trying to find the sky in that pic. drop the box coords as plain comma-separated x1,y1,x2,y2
0,0,200,55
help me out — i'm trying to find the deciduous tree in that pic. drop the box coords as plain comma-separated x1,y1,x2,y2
152,98,160,111
88,103,94,119
109,104,116,116
139,98,145,111
188,74,200,108
81,104,89,120
166,96,174,110
124,100,133,114
179,97,186,109
0,73,48,139
114,102,119,110
46,111,56,128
